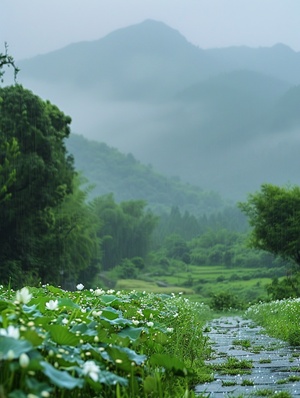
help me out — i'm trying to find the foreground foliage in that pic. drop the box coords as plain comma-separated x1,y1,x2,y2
246,297,300,346
0,285,212,397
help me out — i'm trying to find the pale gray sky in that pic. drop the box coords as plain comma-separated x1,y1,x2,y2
1,0,300,60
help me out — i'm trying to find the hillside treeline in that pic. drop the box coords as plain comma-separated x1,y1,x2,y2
66,133,225,216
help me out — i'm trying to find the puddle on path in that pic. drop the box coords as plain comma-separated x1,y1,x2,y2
195,316,300,397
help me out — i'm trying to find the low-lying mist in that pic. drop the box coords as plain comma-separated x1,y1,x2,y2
21,76,300,201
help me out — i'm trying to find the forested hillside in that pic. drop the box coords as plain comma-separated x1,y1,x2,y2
66,133,225,215
17,19,300,200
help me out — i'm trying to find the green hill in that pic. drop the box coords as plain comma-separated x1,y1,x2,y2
66,133,225,215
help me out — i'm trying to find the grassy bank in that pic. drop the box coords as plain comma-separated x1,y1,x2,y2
246,298,300,346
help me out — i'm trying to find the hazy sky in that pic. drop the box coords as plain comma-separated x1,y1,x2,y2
1,0,300,60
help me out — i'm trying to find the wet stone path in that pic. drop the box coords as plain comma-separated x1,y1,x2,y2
195,316,300,397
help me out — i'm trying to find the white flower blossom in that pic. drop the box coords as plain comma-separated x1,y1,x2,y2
94,288,105,296
16,287,32,304
76,283,84,291
62,318,68,325
147,321,154,327
0,325,20,339
82,360,100,382
132,319,139,326
45,299,58,311
19,353,30,368
166,327,174,333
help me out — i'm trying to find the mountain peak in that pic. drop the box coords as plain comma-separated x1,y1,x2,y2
103,19,190,51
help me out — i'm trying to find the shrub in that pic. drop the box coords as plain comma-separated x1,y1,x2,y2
210,291,244,310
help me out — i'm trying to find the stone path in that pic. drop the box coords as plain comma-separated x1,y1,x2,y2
195,316,300,397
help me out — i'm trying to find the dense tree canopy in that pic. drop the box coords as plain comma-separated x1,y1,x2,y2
239,183,300,267
92,194,158,270
0,84,100,287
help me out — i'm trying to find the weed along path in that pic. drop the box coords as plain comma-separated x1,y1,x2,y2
195,316,300,397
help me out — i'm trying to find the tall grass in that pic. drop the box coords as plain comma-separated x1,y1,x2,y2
246,298,300,345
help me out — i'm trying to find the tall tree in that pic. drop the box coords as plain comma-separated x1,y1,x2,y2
238,183,300,267
0,85,75,286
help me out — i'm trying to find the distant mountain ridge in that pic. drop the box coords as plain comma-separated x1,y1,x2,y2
207,43,300,85
16,19,300,200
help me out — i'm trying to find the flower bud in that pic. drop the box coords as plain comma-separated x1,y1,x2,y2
19,353,30,368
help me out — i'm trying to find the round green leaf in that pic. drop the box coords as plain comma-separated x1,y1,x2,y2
41,361,83,389
0,336,33,359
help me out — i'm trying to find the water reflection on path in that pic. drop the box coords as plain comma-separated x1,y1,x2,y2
195,316,300,397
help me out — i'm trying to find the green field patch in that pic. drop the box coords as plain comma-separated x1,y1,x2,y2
115,279,195,295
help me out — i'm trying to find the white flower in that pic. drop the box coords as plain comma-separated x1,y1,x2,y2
62,318,68,325
166,327,174,333
132,319,139,326
82,360,100,382
147,321,154,327
92,310,102,317
16,287,32,304
19,353,30,368
76,283,84,291
94,288,105,296
0,325,20,339
45,299,59,311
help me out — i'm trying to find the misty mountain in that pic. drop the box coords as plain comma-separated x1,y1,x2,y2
18,19,221,101
207,44,300,86
16,19,300,200
66,133,225,216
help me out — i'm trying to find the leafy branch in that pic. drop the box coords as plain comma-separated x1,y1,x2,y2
0,42,19,83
